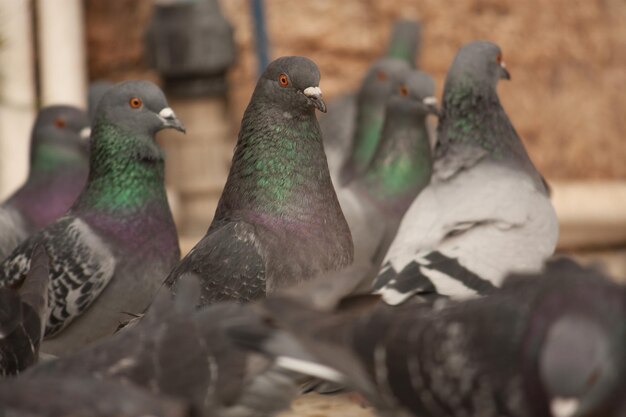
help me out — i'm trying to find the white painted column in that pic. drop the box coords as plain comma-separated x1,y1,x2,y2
37,0,87,107
0,0,37,199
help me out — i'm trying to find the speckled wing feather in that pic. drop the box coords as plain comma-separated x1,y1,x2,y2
24,278,301,417
166,221,265,305
0,206,29,260
0,216,116,337
0,245,49,376
373,159,558,305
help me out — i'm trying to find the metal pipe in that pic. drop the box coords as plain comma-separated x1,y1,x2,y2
251,0,270,75
37,0,87,107
0,0,37,199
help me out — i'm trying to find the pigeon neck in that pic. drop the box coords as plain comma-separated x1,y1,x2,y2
7,160,87,229
439,78,528,160
344,99,386,181
359,102,432,211
29,143,87,176
215,98,346,230
73,121,168,214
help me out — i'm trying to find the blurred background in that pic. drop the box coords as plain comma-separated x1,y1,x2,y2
0,0,625,278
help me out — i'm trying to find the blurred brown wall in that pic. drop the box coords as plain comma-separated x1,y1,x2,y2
85,0,626,180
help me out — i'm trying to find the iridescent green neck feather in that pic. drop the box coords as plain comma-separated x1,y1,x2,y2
30,143,86,175
214,95,345,229
439,78,524,160
73,121,168,214
360,103,432,210
342,101,387,183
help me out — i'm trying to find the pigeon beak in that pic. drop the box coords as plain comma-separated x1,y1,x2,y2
303,86,327,113
79,127,91,140
422,96,440,116
158,107,186,133
499,61,511,80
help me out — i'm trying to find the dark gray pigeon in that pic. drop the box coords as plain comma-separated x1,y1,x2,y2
338,70,437,269
21,278,330,417
320,20,421,179
373,41,558,305
0,245,48,376
166,56,353,304
0,106,90,260
0,81,184,355
255,259,626,417
0,377,190,417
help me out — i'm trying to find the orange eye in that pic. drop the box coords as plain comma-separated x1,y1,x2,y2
54,118,66,128
278,73,289,87
376,70,387,81
399,85,409,96
496,53,503,64
129,97,143,109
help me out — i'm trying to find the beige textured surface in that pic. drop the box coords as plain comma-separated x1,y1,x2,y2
278,394,376,417
85,0,626,180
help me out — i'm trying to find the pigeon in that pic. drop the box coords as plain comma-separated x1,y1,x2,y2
0,106,90,260
338,70,437,269
22,278,319,417
255,259,626,417
337,59,414,186
166,56,353,305
0,377,190,417
320,19,421,179
373,41,559,305
0,80,184,355
88,80,115,123
0,245,49,376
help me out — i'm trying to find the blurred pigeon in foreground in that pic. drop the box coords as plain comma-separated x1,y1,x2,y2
0,377,190,417
166,56,353,304
373,41,558,305
339,70,436,269
321,20,421,178
0,106,90,260
0,245,49,376
254,258,626,417
22,278,324,417
0,81,183,355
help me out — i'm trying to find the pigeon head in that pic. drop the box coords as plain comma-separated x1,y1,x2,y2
446,41,510,92
94,80,185,137
358,58,411,102
30,106,90,167
391,70,439,116
537,288,626,417
513,260,626,417
257,56,327,114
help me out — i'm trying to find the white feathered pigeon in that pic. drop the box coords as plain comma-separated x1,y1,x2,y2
373,41,559,305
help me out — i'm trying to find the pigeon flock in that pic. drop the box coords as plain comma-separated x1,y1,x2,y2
0,19,624,417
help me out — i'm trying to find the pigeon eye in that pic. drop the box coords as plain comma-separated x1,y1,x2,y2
399,85,409,96
376,70,387,81
496,53,503,64
278,73,289,87
129,97,143,109
54,118,66,128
